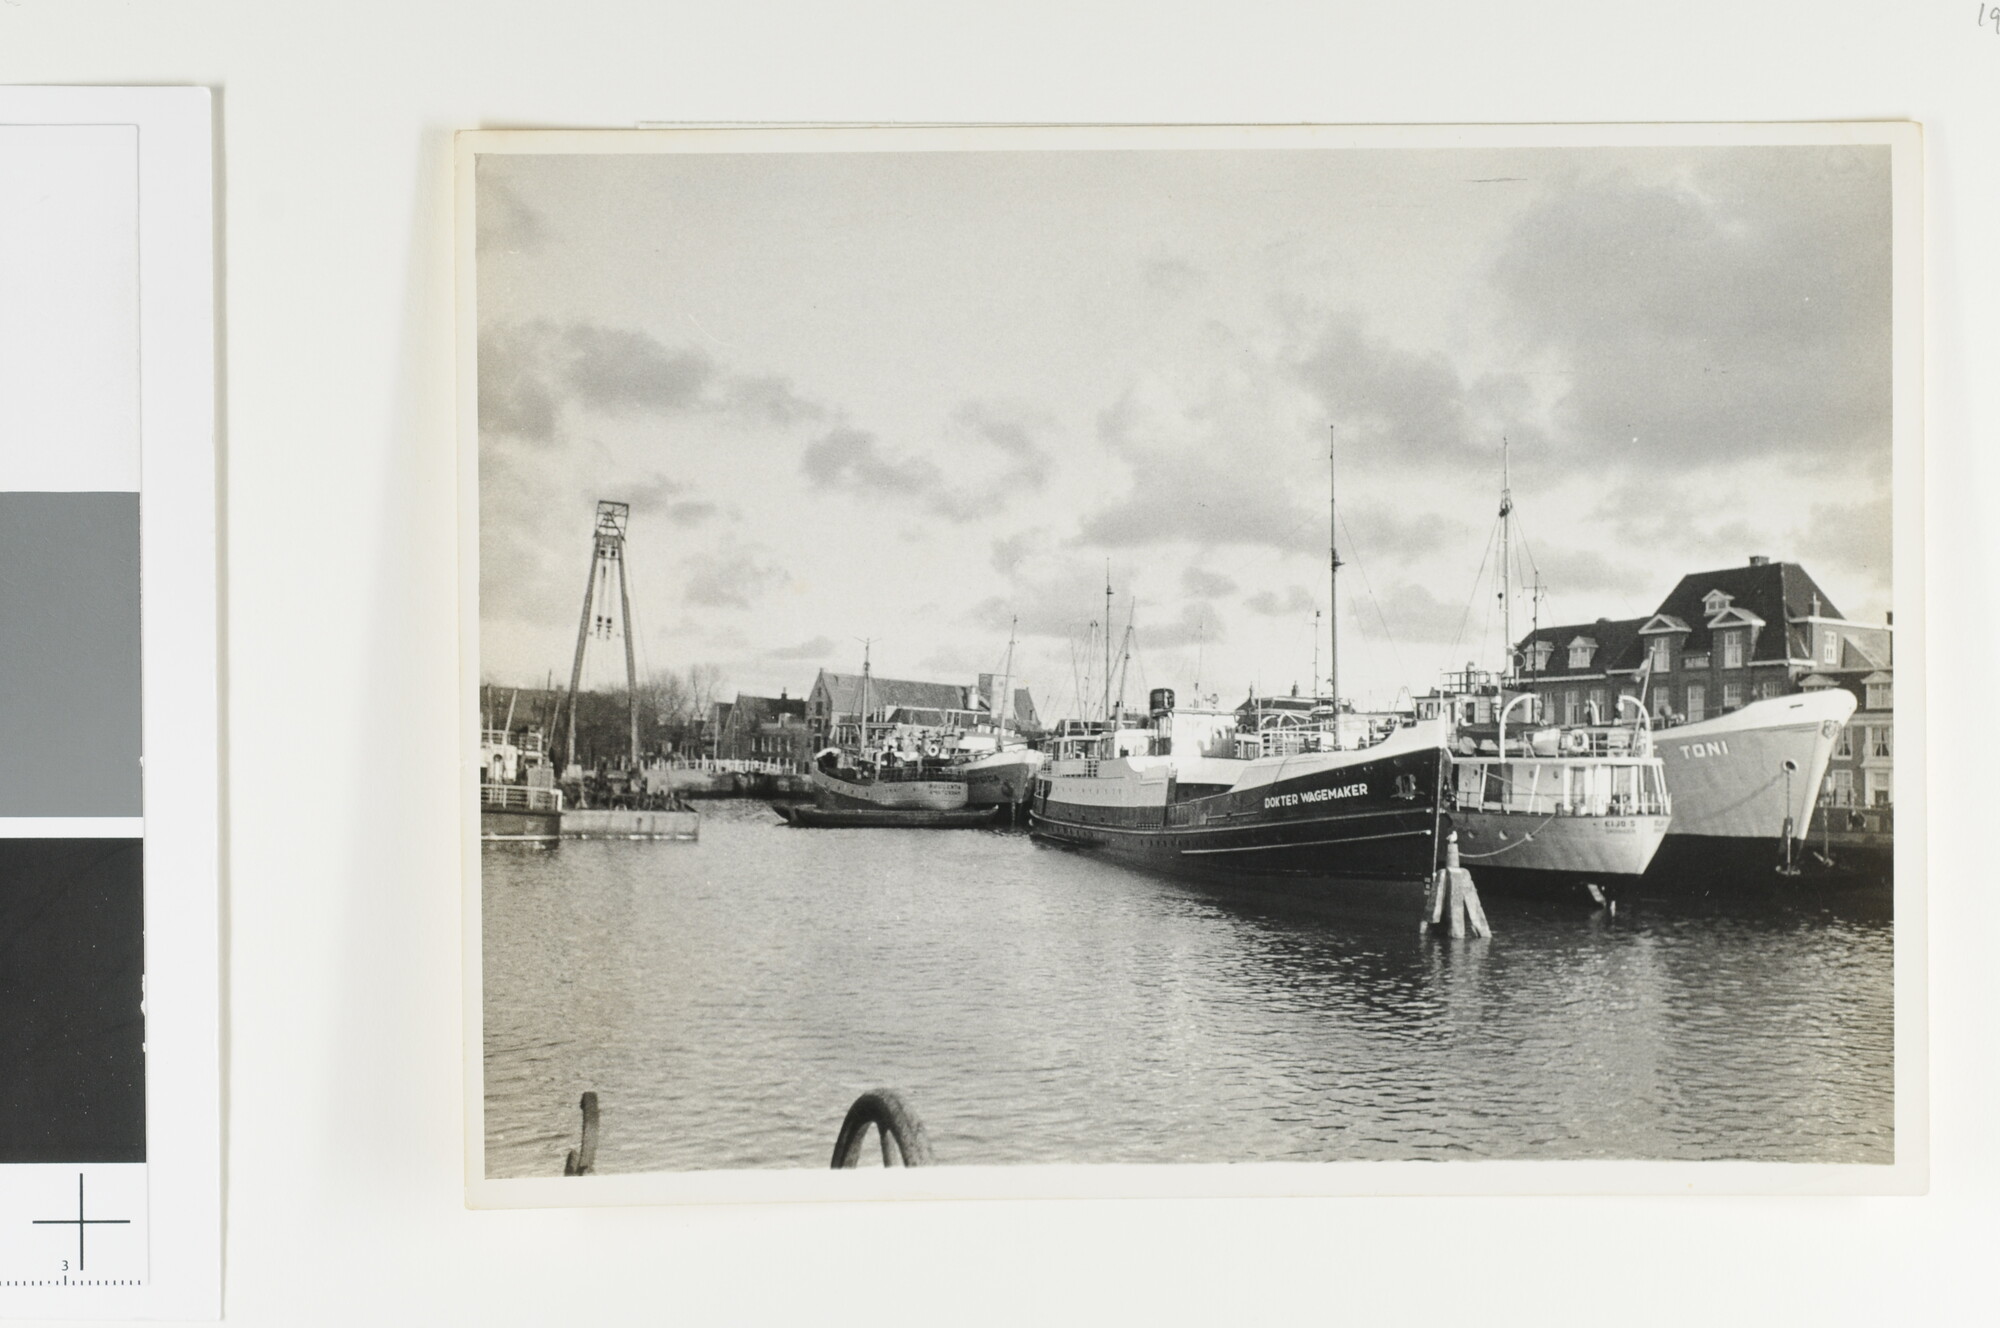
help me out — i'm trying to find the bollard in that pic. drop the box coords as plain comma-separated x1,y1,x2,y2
1422,832,1491,940
562,1091,600,1176
830,1089,934,1168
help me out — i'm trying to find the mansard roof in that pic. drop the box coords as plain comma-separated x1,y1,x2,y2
1513,616,1645,680
1648,560,1840,664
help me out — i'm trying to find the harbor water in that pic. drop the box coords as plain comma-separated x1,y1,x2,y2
482,800,1893,1175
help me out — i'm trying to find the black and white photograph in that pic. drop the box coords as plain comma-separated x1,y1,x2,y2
463,124,1920,1195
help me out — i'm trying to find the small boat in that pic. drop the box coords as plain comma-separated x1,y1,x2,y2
801,644,972,819
1430,686,1672,891
775,802,998,829
1409,441,1671,894
480,723,564,844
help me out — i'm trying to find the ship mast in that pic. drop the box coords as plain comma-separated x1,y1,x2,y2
1328,425,1342,711
1499,436,1513,682
996,617,1016,745
860,638,873,751
1103,562,1113,728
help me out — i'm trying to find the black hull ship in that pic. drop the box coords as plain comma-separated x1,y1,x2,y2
1030,702,1452,885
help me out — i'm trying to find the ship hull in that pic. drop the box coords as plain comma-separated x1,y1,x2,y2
1645,689,1861,888
779,803,998,829
955,749,1045,808
1030,728,1449,885
811,767,968,811
1450,810,1670,883
480,807,562,843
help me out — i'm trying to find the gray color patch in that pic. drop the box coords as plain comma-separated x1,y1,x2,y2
0,492,141,815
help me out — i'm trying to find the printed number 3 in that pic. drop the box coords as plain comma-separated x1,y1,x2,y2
61,1260,69,1271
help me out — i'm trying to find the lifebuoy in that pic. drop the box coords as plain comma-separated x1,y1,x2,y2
1563,730,1590,754
924,740,941,758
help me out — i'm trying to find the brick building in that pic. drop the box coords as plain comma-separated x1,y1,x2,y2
805,669,1038,750
714,691,810,765
1510,557,1893,804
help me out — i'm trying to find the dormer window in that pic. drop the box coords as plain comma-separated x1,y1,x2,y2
1647,638,1672,673
1702,589,1734,619
1528,641,1554,672
1567,637,1597,670
1821,632,1840,665
1720,629,1745,669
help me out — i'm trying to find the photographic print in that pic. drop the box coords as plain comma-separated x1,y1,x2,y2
461,124,1920,1200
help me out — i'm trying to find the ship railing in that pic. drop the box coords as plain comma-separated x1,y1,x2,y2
481,783,564,813
1452,760,1666,818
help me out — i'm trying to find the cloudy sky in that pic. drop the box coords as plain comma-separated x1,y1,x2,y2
477,139,1892,715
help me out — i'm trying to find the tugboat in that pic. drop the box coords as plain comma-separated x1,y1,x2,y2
1419,671,1672,894
1411,447,1673,894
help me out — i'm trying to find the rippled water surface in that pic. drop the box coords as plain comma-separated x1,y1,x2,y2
483,801,1892,1176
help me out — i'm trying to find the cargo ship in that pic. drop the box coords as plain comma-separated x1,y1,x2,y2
1644,686,1857,881
1030,690,1451,883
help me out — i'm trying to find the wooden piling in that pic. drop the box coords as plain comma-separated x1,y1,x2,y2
563,1091,600,1175
1421,832,1491,940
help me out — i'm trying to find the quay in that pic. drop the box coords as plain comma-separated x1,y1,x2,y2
563,807,700,841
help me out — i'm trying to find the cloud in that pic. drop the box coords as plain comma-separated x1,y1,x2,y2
1291,315,1529,472
952,400,1054,494
1181,566,1237,598
1244,585,1316,617
1375,579,1473,646
802,427,954,504
684,544,788,609
1487,148,1890,471
476,174,543,256
478,326,560,444
803,408,1055,520
477,318,827,446
992,529,1042,576
769,635,835,660
1135,602,1218,649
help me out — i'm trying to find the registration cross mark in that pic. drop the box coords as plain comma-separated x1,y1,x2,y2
31,1174,130,1273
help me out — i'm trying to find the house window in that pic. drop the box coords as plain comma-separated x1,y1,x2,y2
1563,691,1580,725
1822,633,1839,665
1828,769,1855,804
1568,642,1595,669
1652,691,1671,719
1686,683,1706,723
1758,679,1782,700
1866,680,1892,710
1835,725,1852,758
1722,682,1743,711
1871,773,1892,807
1647,638,1672,673
1721,630,1745,669
1587,687,1607,723
1530,641,1554,672
1870,727,1892,759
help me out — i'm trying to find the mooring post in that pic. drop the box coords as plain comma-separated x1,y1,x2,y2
1422,832,1491,940
563,1091,600,1176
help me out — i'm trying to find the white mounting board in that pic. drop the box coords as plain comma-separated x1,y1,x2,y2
0,87,219,1320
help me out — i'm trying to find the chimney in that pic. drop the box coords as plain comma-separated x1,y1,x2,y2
1748,555,1771,567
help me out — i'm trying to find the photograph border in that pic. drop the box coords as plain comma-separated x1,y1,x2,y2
457,120,1925,1207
